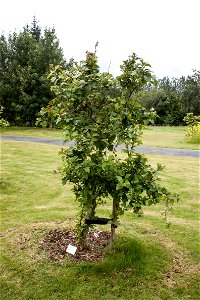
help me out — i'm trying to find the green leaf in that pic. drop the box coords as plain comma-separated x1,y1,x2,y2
84,167,90,173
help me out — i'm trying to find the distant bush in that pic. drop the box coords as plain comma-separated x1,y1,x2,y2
183,113,200,126
184,113,200,144
185,124,200,144
0,107,9,128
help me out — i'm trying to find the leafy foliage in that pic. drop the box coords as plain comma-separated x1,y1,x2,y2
0,17,66,126
38,49,178,247
185,124,200,144
184,113,200,144
183,113,200,126
140,71,200,125
0,106,9,127
181,70,200,116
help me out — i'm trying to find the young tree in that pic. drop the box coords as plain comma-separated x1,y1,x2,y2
38,49,178,248
0,17,67,125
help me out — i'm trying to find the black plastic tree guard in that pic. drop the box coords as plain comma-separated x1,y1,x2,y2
85,217,117,228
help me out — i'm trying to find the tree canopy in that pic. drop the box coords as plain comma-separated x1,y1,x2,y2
140,71,200,125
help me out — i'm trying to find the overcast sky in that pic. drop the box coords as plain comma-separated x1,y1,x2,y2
1,0,200,78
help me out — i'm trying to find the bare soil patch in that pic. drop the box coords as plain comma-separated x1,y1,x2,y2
39,228,111,263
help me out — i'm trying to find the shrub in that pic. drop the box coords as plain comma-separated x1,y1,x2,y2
0,107,9,128
183,113,200,126
185,123,200,144
184,113,200,144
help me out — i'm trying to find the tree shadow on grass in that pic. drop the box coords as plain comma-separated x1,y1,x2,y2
74,234,171,280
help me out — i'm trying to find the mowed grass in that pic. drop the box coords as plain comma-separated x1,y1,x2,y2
1,125,200,149
1,126,64,139
142,126,200,150
0,140,200,300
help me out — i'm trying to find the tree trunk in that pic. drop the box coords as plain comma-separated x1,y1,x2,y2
110,224,116,247
79,224,90,249
110,197,119,248
79,196,97,249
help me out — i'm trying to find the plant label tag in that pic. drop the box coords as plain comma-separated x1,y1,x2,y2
66,244,77,255
94,232,99,238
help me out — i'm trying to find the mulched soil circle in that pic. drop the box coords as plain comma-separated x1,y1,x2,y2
40,228,111,263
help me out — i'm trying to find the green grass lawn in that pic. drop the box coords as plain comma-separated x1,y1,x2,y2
142,126,199,150
0,140,199,300
1,126,200,149
1,126,64,139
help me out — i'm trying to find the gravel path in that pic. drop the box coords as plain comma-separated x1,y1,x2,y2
1,135,199,158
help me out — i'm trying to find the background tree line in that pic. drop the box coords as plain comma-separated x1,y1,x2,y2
0,17,70,126
0,17,199,126
140,71,200,125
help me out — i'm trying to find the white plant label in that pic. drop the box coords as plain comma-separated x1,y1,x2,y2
66,244,77,255
94,232,99,238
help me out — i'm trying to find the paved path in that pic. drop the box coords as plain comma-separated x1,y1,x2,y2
1,135,199,158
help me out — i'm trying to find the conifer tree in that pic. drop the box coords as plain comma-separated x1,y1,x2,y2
0,17,67,125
